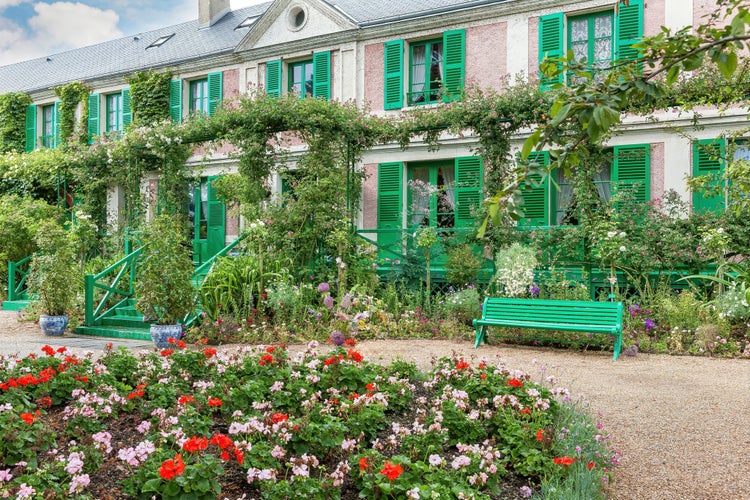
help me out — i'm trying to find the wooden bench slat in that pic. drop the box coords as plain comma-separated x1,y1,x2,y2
474,297,623,360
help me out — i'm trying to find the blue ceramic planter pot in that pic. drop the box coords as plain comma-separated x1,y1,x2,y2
150,324,183,348
39,314,68,336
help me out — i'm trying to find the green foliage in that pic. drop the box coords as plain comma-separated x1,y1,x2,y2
0,195,62,297
446,243,482,286
27,220,78,315
441,286,481,325
54,81,89,144
126,70,172,125
135,215,195,324
0,92,31,153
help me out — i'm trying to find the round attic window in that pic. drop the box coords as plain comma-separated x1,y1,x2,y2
288,5,307,31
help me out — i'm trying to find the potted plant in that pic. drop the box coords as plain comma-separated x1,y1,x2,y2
27,220,78,336
135,215,196,348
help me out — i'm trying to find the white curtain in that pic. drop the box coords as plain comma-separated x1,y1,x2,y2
439,165,455,209
594,164,611,201
411,46,426,100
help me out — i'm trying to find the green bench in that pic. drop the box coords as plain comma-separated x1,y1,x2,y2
473,297,624,360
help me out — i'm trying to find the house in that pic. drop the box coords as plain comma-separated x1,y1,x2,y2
0,0,742,276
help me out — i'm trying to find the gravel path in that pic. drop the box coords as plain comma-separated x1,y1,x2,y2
1,311,748,499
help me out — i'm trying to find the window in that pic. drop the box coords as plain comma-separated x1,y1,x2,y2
538,0,643,88
569,11,613,73
106,93,123,132
170,72,223,123
288,60,313,97
376,157,482,258
384,29,465,110
518,145,650,227
235,16,259,29
41,104,55,149
265,51,330,100
409,39,443,105
88,90,131,142
146,33,174,49
190,79,209,114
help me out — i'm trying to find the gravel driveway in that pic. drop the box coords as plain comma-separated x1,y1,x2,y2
1,311,748,499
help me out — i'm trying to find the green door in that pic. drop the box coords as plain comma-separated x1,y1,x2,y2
192,176,226,264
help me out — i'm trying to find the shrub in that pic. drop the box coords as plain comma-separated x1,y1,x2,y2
446,244,482,286
441,286,481,325
494,243,538,297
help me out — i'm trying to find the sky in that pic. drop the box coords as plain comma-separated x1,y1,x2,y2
0,0,268,67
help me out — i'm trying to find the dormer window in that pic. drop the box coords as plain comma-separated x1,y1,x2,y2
146,33,174,49
235,16,259,29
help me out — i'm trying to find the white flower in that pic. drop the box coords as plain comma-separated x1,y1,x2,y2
607,231,617,238
717,227,724,233
407,487,420,499
619,245,627,252
619,231,627,237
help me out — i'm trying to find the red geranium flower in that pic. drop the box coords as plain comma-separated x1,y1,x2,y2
208,397,223,407
259,354,274,366
182,436,208,453
587,461,596,470
20,411,39,425
347,349,363,363
324,356,338,366
344,338,356,346
178,395,195,405
271,412,288,424
176,340,187,348
160,349,174,357
359,457,368,471
553,456,575,466
203,347,217,358
536,429,544,442
159,454,185,480
266,346,277,354
379,461,403,481
507,378,524,388
210,433,233,449
41,345,55,356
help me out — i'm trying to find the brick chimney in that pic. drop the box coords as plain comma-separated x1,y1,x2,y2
199,0,230,27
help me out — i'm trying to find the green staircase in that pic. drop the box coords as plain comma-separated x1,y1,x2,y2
75,298,152,341
3,255,32,311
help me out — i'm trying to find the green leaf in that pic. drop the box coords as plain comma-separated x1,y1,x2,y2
718,51,738,78
141,478,163,493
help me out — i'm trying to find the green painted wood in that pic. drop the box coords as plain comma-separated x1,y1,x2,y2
207,71,223,117
75,325,151,341
613,144,650,204
538,12,564,89
87,94,99,143
122,88,132,129
1,300,29,311
313,51,331,100
169,79,183,123
265,59,282,98
518,151,550,226
692,138,726,214
473,297,623,360
454,156,483,228
25,105,36,152
442,29,465,102
377,162,403,260
384,40,404,110
615,0,643,63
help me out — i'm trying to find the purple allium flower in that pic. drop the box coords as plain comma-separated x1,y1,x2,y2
323,294,334,309
529,283,540,297
644,318,656,331
317,282,330,293
519,486,533,498
329,330,345,346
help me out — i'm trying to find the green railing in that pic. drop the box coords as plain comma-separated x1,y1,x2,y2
84,247,142,326
191,235,246,288
7,254,33,302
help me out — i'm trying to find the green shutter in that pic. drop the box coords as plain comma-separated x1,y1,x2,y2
207,71,223,117
122,88,132,128
454,156,483,228
442,29,466,103
616,0,644,63
206,176,226,258
25,105,36,153
383,40,404,110
313,51,331,100
692,139,726,214
518,152,550,226
377,162,404,259
87,94,100,143
538,13,564,89
266,59,282,98
169,79,183,123
53,100,61,149
613,144,650,205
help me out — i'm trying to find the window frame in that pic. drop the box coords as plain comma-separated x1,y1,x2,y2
287,59,314,98
408,38,444,106
567,10,614,71
105,93,123,133
41,104,55,149
189,78,209,115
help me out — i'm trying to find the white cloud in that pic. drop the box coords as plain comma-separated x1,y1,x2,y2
0,0,26,8
28,2,121,48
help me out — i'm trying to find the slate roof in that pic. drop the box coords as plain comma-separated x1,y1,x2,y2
0,0,511,94
0,3,271,94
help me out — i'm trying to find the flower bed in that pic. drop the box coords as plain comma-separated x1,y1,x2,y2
0,340,618,498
